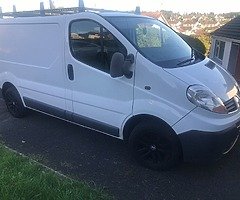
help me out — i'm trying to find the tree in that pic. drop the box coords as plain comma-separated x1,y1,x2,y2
196,34,211,55
179,33,206,55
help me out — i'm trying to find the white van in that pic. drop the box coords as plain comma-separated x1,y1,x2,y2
0,8,240,170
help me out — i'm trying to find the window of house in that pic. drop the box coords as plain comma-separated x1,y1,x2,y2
69,20,127,73
214,40,225,61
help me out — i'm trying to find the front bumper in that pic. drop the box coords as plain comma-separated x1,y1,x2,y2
179,122,240,162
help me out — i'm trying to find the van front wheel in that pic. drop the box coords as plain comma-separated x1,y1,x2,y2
4,87,27,118
129,122,181,170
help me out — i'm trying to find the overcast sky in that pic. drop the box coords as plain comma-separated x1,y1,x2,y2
0,0,240,13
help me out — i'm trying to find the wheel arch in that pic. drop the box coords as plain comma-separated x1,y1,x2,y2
123,114,179,142
1,82,16,99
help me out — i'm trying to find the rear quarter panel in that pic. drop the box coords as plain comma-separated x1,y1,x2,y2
0,17,66,109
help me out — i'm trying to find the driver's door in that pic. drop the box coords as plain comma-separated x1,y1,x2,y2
65,15,136,137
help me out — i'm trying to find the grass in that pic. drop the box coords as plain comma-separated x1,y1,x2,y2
0,145,110,200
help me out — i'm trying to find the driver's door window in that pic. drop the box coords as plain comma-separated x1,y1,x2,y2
70,20,127,73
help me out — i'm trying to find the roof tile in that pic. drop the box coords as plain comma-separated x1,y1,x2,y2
212,16,240,40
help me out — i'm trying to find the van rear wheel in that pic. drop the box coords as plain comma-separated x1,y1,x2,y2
129,122,182,170
4,87,27,118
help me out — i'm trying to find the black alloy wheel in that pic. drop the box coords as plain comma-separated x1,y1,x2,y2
129,122,182,170
4,87,27,118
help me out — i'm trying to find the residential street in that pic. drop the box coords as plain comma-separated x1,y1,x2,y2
0,96,240,200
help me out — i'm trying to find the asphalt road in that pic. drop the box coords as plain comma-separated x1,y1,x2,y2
0,95,240,200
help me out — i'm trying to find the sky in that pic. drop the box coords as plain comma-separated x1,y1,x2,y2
0,0,240,14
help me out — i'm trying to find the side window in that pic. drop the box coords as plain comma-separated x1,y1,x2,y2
214,40,225,61
70,20,127,73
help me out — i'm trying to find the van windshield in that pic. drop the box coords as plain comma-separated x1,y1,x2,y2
105,16,204,68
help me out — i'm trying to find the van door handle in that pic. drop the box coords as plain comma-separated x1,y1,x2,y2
67,64,74,81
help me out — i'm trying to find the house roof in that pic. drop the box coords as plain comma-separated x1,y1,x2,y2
141,11,170,27
211,15,240,40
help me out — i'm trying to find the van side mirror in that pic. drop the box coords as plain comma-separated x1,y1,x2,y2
110,52,124,78
110,52,134,79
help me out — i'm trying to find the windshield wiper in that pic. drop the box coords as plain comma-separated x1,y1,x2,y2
177,58,195,66
177,48,195,66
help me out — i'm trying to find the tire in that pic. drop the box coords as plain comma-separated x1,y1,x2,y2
3,87,27,118
129,122,182,171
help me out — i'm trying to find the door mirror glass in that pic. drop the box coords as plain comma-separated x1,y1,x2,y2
110,53,134,79
110,52,124,78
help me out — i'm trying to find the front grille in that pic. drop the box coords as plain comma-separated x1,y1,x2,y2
224,97,238,113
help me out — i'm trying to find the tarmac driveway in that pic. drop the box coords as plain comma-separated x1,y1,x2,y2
0,95,240,200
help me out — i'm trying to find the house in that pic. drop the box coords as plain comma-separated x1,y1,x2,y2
209,16,240,81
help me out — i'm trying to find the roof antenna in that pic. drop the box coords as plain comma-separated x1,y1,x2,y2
79,0,85,12
13,5,17,12
13,5,17,18
135,6,141,15
40,2,45,16
49,0,55,9
0,7,2,19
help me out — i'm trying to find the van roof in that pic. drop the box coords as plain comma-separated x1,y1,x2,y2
0,12,150,24
0,6,149,20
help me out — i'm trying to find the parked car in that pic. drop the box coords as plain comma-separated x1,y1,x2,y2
0,8,240,170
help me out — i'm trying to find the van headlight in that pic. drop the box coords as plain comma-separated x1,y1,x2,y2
187,85,228,114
